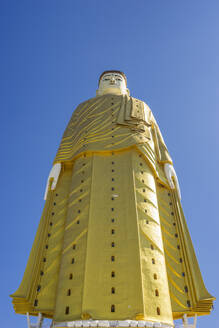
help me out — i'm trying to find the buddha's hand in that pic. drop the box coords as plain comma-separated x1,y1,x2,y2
164,163,181,200
44,163,62,200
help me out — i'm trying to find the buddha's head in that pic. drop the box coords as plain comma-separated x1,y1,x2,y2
97,70,129,96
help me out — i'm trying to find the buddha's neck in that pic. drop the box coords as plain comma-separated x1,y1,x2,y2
98,88,127,96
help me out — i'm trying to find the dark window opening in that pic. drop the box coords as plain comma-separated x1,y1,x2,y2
111,242,115,247
157,307,161,315
69,273,73,280
152,258,155,264
111,256,115,262
34,299,38,307
153,274,157,280
65,306,69,315
111,271,115,277
155,289,159,296
111,287,115,294
67,289,71,296
111,305,115,312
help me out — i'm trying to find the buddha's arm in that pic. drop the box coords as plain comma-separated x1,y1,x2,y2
151,113,181,199
44,163,62,200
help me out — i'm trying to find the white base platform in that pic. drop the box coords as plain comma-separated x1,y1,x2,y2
52,320,173,328
26,313,197,328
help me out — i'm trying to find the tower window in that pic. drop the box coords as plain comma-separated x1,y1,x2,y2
111,271,115,277
155,289,159,296
73,244,76,250
157,307,161,315
69,273,73,280
111,242,115,247
151,245,154,250
111,229,115,234
34,299,38,307
111,304,115,312
71,258,75,264
67,289,71,296
184,286,188,293
65,306,69,315
37,285,41,292
153,274,157,280
111,256,115,262
152,258,155,264
111,287,115,294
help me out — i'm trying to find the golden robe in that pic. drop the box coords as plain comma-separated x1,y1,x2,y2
11,94,214,326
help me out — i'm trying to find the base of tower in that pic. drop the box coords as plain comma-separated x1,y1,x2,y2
52,320,173,328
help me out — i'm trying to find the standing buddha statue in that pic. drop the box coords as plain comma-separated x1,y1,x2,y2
11,71,214,328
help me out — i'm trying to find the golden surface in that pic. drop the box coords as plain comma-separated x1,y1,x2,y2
11,95,214,324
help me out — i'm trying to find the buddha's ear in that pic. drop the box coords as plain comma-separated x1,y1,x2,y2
126,88,130,96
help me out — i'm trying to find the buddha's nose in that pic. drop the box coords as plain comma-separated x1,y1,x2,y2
110,77,116,84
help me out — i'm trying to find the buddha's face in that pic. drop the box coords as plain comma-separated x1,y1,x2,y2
97,73,128,96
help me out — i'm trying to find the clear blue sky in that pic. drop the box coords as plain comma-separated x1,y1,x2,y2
1,1,218,327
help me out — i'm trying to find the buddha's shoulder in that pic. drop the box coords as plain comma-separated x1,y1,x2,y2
72,95,151,116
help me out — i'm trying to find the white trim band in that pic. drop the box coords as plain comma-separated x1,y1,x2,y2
52,320,173,328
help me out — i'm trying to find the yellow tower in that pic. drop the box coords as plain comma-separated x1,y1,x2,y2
11,71,214,328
